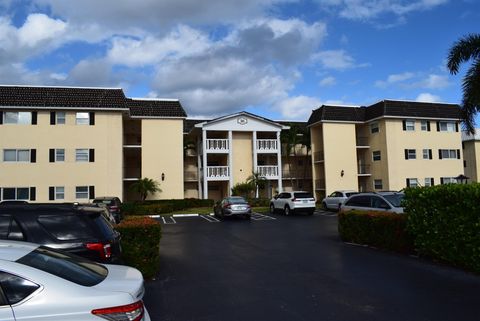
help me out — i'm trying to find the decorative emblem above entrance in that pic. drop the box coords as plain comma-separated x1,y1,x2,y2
237,117,248,125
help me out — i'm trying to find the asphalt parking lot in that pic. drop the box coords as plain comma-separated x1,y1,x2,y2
144,211,480,321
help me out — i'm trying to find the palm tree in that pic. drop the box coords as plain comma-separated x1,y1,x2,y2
281,123,300,190
130,177,162,201
247,171,267,198
447,33,480,134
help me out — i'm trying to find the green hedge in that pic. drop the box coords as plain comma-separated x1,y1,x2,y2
404,184,480,272
116,216,162,279
338,210,414,253
121,198,214,215
246,198,271,207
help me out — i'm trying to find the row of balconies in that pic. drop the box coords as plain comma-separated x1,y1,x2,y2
204,139,279,154
184,166,312,182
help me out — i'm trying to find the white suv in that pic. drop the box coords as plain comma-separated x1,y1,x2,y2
270,191,316,215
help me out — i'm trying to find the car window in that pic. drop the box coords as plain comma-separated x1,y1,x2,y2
345,195,370,207
328,192,336,197
228,197,247,204
280,193,290,199
38,215,94,240
371,196,390,209
336,192,344,197
294,192,313,199
0,216,25,241
0,216,10,238
382,194,404,207
16,246,108,287
0,271,40,304
345,192,358,197
92,215,115,238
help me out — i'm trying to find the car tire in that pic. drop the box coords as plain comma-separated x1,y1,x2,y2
284,205,291,216
308,210,314,216
322,202,328,211
270,204,275,214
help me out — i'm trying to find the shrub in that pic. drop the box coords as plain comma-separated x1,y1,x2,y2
404,184,480,272
231,182,254,198
121,199,214,215
116,216,161,279
338,210,414,253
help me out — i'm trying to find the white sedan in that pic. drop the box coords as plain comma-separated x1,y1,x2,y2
0,240,150,321
321,190,358,211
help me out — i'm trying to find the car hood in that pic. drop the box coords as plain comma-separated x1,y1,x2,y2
93,264,145,301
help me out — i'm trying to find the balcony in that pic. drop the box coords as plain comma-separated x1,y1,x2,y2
356,137,370,148
283,170,312,179
206,139,229,153
123,134,141,146
184,171,198,181
206,166,230,180
313,150,324,162
257,165,279,179
357,164,371,176
256,139,278,153
123,167,141,181
315,179,326,190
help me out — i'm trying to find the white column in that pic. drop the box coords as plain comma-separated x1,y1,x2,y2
252,131,258,174
202,129,208,199
197,136,202,199
228,130,233,196
276,131,283,193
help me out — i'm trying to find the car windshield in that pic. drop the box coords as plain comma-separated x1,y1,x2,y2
345,192,358,197
294,192,313,199
93,199,113,205
227,197,247,204
382,194,404,207
16,246,108,286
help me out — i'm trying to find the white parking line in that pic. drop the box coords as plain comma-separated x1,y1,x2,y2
161,216,177,224
199,214,220,223
315,210,337,217
251,213,276,221
172,214,199,218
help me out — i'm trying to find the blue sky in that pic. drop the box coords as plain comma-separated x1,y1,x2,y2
0,0,478,122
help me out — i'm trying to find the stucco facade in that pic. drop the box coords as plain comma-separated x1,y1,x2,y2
462,130,480,182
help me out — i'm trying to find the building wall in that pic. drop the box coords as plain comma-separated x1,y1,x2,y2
368,119,390,190
463,140,479,182
384,119,463,190
0,110,123,202
142,119,184,199
232,131,253,185
322,122,358,195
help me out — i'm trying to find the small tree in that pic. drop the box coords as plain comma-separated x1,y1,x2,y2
247,171,267,198
231,182,254,199
130,177,162,201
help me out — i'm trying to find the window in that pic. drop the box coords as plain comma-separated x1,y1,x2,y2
1,187,29,201
75,112,89,125
421,120,430,131
56,149,65,162
3,149,30,162
0,272,40,304
374,179,383,190
441,177,457,184
423,149,432,159
403,120,415,131
56,112,66,124
439,149,459,159
3,112,32,124
76,149,89,162
438,121,456,132
372,151,381,161
75,186,89,199
406,178,418,188
370,122,379,134
424,178,434,187
405,149,416,160
55,186,65,200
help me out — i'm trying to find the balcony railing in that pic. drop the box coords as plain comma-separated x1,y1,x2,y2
257,165,279,178
206,166,230,180
357,164,371,175
206,139,229,152
315,179,326,190
184,171,198,181
282,170,312,179
257,139,278,152
356,137,370,147
313,150,324,162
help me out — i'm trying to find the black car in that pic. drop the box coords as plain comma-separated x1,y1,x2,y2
0,204,122,263
92,197,123,223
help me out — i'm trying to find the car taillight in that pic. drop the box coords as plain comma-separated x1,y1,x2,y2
86,242,112,259
223,203,231,209
92,300,144,321
110,206,119,211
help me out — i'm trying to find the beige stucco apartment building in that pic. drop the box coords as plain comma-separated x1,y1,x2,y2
307,100,464,200
0,86,186,203
462,130,480,182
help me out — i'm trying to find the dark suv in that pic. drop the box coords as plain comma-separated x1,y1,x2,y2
92,197,123,223
0,204,122,263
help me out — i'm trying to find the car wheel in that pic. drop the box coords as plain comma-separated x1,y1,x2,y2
284,205,291,216
270,204,275,214
322,202,328,211
308,210,314,216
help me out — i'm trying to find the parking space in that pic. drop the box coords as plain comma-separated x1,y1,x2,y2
145,212,480,321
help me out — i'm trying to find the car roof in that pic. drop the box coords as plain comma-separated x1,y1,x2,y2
0,240,38,262
94,197,118,200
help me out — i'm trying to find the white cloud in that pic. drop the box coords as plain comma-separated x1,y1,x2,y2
314,50,366,70
18,13,67,47
415,74,450,89
319,76,336,87
375,72,450,90
375,71,415,88
416,93,441,102
275,95,321,120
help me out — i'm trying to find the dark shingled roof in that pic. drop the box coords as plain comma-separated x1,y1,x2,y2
0,86,127,109
184,119,208,133
307,101,461,126
127,99,187,118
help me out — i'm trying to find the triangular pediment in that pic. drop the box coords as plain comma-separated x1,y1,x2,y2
194,111,288,132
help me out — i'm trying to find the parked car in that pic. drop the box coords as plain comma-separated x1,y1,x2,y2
270,191,316,215
77,203,117,225
214,196,252,219
93,197,123,223
0,204,122,263
0,201,28,206
0,240,150,321
340,192,405,214
321,190,358,211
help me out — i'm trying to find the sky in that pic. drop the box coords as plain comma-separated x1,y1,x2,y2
0,0,478,122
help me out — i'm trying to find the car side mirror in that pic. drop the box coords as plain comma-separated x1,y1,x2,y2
273,195,279,200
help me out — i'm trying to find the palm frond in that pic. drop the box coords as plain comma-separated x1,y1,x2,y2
447,33,480,74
